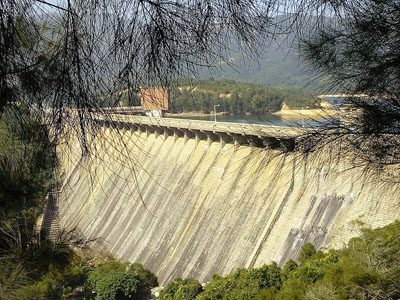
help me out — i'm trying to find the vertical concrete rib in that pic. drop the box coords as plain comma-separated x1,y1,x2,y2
248,155,296,269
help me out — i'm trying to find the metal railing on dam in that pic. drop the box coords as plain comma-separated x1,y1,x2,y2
95,114,308,150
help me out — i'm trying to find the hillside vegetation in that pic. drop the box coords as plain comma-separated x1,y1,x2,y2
195,16,327,91
170,79,318,113
198,43,316,89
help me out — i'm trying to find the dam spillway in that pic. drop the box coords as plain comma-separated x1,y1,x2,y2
57,116,400,285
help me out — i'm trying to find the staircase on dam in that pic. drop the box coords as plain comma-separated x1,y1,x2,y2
55,115,400,285
40,191,61,240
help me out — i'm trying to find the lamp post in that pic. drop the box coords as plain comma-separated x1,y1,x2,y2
214,104,220,123
301,106,309,128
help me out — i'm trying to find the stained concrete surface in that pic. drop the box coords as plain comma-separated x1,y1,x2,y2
57,127,400,285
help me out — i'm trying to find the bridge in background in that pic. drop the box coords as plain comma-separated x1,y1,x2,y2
95,115,308,151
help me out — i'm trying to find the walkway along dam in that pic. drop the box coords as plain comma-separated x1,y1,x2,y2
56,115,400,285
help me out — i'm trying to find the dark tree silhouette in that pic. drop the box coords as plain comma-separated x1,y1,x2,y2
2,0,399,179
300,0,400,170
0,0,282,151
0,0,358,148
1,0,399,190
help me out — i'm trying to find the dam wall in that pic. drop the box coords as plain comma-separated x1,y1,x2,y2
58,119,400,285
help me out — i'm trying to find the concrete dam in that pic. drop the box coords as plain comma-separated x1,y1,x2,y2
57,115,400,285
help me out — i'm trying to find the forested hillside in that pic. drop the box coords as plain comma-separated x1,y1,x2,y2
170,79,318,113
198,43,316,89
196,22,324,90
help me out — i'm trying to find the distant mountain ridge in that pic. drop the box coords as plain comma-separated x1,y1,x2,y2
198,15,328,91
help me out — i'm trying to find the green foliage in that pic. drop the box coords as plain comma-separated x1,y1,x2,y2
302,0,400,97
274,277,306,300
17,277,58,300
170,79,317,113
197,34,319,89
196,263,281,300
281,259,298,281
1,255,158,300
256,287,278,300
157,278,203,300
86,259,158,300
88,270,139,300
297,243,316,264
128,263,159,297
0,106,56,219
0,106,65,300
10,259,88,300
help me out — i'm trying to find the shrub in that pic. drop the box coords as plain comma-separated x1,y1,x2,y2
298,243,316,264
86,259,158,300
127,263,158,299
196,263,281,300
88,270,139,300
157,278,203,300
